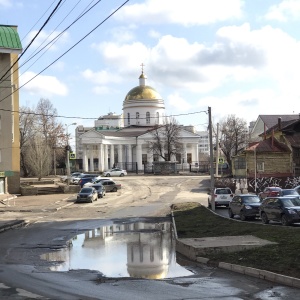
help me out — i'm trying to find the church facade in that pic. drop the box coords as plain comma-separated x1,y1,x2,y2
75,71,201,172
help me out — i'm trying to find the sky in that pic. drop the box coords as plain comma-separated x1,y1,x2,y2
1,0,300,140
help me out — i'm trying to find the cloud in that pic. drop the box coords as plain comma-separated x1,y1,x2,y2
114,0,244,26
168,93,192,111
20,71,68,96
82,69,122,85
265,0,300,21
92,41,150,72
0,0,11,7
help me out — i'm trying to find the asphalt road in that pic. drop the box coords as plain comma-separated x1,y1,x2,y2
0,175,299,299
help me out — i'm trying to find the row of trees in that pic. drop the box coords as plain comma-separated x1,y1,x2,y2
20,99,67,179
19,98,249,178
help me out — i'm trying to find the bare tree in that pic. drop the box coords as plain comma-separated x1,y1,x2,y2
19,99,66,177
219,115,248,171
26,135,52,180
20,106,37,177
147,117,183,161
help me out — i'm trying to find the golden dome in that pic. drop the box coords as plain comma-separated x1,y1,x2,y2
124,85,162,102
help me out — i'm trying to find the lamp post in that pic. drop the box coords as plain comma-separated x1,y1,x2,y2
65,123,77,185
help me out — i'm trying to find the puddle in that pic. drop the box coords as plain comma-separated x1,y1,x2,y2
42,219,194,279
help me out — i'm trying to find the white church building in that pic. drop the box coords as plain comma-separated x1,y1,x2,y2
75,70,201,173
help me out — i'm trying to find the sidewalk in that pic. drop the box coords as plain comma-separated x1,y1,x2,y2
0,192,75,232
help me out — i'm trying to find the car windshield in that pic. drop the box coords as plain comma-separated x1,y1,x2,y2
80,188,92,193
282,190,298,196
282,197,300,207
216,189,231,194
243,196,260,203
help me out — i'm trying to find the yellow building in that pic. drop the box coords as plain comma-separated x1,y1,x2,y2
0,25,22,194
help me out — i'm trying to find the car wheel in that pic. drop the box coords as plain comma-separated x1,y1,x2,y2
228,208,234,218
261,212,269,224
106,173,110,177
281,214,291,226
112,187,117,192
120,173,124,177
240,211,247,221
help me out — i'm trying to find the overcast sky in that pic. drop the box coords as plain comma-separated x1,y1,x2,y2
1,0,300,136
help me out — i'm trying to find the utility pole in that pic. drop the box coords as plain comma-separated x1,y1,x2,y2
65,123,77,185
216,122,219,177
208,107,215,211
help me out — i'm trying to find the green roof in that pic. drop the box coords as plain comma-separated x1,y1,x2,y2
0,25,22,53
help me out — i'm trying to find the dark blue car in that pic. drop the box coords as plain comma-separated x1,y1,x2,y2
78,175,99,187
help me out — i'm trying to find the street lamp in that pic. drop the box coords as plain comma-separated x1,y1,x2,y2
65,123,77,185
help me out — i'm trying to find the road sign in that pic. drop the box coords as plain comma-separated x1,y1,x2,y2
218,158,224,164
69,152,76,160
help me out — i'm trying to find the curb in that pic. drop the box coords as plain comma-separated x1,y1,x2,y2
0,220,28,233
171,209,300,290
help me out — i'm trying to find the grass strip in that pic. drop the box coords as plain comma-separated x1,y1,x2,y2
172,202,300,279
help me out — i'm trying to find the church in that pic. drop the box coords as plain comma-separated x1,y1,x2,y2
75,69,201,173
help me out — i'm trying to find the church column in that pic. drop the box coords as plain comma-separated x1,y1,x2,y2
90,147,94,172
98,144,104,172
118,144,123,167
127,144,132,171
83,145,88,172
194,144,199,163
183,143,187,163
136,143,143,171
104,144,108,171
110,145,115,168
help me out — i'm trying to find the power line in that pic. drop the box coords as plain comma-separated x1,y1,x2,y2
0,0,64,83
2,107,207,121
9,0,100,85
0,0,130,104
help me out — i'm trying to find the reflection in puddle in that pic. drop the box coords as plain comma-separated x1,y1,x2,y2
42,219,193,279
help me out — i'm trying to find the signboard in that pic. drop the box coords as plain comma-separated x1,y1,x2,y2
69,152,76,160
0,171,14,177
218,158,224,164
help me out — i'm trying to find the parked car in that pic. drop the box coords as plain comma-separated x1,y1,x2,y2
91,184,106,198
76,187,98,203
83,178,111,187
208,187,234,208
78,176,99,188
278,189,299,197
228,194,261,221
101,180,121,192
61,172,82,183
294,185,300,195
259,196,300,226
103,168,127,177
258,187,282,201
74,174,101,185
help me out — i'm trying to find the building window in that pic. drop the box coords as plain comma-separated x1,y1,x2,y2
156,112,159,124
257,162,264,172
153,154,159,162
234,157,246,169
136,112,139,125
146,112,150,124
142,154,147,164
127,113,130,125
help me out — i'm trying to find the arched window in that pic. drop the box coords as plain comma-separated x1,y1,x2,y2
146,112,150,124
136,112,140,125
127,113,130,125
156,112,159,124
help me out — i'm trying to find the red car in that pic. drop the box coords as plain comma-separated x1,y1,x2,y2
258,187,282,201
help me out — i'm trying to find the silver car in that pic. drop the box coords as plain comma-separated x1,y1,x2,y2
103,168,127,177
